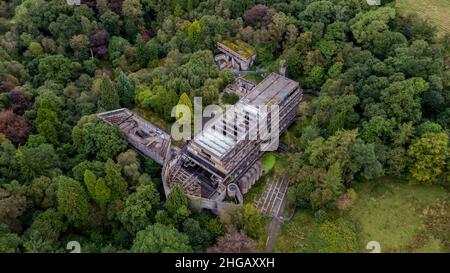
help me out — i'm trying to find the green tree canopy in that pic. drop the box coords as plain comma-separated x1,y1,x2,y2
165,186,190,224
131,223,192,253
120,182,160,234
407,132,449,184
56,176,89,227
98,76,120,111
116,72,135,108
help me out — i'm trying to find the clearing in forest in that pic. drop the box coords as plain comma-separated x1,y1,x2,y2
396,0,450,36
274,178,449,253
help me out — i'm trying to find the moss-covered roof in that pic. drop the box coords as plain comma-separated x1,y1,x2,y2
220,40,256,59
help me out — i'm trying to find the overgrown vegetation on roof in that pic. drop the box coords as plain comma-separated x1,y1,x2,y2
221,40,256,59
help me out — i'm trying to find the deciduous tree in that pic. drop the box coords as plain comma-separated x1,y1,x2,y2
207,229,257,253
38,55,81,85
165,186,190,224
132,223,192,253
243,4,275,28
83,170,111,208
90,29,110,57
17,144,61,181
407,132,449,184
0,110,31,145
0,224,21,253
120,182,160,234
72,115,127,161
182,218,212,252
23,209,66,253
104,159,128,201
29,176,57,209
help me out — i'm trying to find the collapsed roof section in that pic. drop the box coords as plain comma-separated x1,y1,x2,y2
97,108,171,165
189,73,300,173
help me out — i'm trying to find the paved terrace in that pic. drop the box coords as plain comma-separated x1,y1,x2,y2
254,175,289,217
242,72,299,106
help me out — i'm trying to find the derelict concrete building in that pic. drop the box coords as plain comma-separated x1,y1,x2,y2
163,73,303,214
97,108,172,166
98,73,303,215
215,40,256,71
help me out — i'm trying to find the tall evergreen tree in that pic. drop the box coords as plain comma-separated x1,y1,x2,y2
116,72,135,108
104,159,128,201
136,34,151,68
56,176,89,227
98,76,120,111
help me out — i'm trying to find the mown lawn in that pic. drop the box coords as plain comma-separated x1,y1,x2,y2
396,0,450,36
275,178,449,253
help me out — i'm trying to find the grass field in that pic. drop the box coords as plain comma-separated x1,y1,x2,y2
275,178,449,253
262,154,276,174
274,211,318,252
350,178,449,252
396,0,450,36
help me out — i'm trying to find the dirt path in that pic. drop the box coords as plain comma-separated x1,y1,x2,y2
265,196,287,252
265,217,281,252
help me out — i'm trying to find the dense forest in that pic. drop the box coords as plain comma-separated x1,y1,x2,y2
0,0,448,253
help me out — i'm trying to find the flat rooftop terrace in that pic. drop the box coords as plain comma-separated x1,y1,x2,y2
190,73,299,160
191,102,258,158
242,73,299,106
218,40,256,59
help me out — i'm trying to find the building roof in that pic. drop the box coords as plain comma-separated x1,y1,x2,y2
192,102,259,158
242,73,299,106
191,73,299,159
219,40,256,59
97,108,171,164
